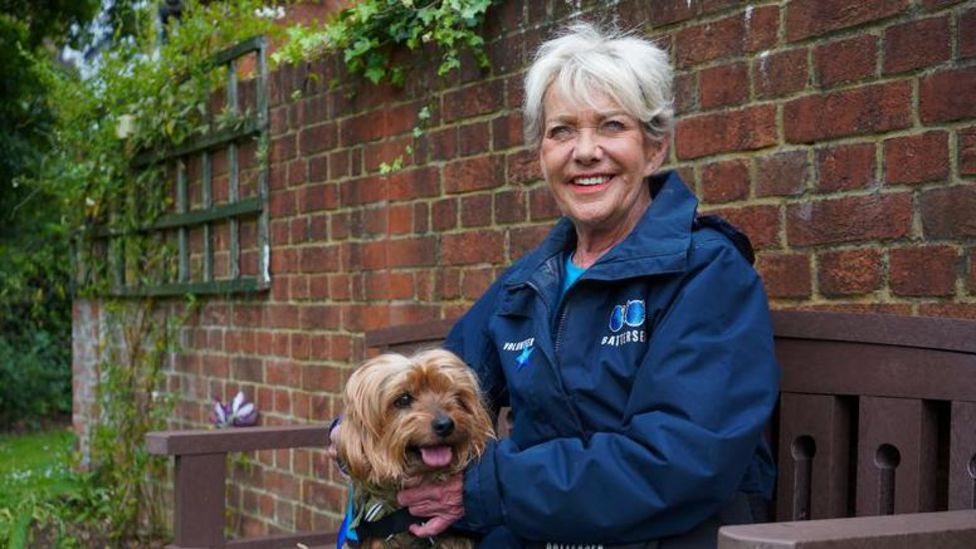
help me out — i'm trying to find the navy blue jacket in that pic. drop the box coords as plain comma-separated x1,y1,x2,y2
445,171,779,544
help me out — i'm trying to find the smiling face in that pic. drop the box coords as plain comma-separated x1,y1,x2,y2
539,84,667,243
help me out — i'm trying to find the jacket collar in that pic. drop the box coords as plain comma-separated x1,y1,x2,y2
505,170,698,287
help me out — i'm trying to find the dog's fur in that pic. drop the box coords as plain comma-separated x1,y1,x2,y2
337,349,494,548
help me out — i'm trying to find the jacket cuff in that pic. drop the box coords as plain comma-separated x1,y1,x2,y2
457,439,504,532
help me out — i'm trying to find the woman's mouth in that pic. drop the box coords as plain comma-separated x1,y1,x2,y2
571,174,613,192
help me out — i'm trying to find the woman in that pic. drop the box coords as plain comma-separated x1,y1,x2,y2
396,23,780,547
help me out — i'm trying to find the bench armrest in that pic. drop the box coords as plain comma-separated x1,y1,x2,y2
146,424,333,549
718,509,976,548
147,424,330,455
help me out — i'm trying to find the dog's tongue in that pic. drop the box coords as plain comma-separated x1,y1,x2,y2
420,445,453,467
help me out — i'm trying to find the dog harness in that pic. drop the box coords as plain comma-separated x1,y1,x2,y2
337,486,431,548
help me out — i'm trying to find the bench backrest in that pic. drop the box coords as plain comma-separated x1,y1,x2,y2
364,310,976,521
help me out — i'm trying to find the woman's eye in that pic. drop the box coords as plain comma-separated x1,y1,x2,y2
547,125,573,139
602,119,627,132
393,393,413,409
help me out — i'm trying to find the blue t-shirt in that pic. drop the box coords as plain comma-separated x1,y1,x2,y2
561,252,585,297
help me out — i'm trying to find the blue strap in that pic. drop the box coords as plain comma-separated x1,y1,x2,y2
336,489,357,548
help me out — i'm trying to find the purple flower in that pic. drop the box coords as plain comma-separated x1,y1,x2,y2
212,391,259,428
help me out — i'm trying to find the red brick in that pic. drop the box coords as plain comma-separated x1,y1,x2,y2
387,204,413,235
786,0,909,42
298,122,337,155
890,245,959,296
443,155,504,194
920,184,976,238
786,193,912,246
753,49,809,99
441,231,504,265
340,176,387,206
232,357,263,383
918,303,976,321
443,79,504,122
703,0,742,14
414,202,429,233
961,8,976,59
528,185,560,221
673,71,698,116
339,110,386,145
364,136,415,173
432,198,458,231
329,150,349,179
510,225,551,258
920,67,976,123
429,127,457,160
495,188,527,224
784,81,912,143
744,5,780,53
458,120,491,157
817,248,883,296
299,246,340,273
756,253,812,299
699,62,749,109
814,35,878,89
286,158,308,187
883,131,949,185
436,269,461,300
970,248,976,294
701,159,750,203
272,134,297,162
648,0,698,26
675,14,746,68
461,267,494,300
675,105,777,159
269,189,297,217
386,236,436,267
507,149,543,183
883,16,950,74
816,143,877,192
960,126,976,176
756,150,809,197
301,304,341,332
702,204,781,249
491,113,524,151
921,0,966,9
386,166,440,200
461,194,493,228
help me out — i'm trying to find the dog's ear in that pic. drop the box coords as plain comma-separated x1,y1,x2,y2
338,354,409,485
337,359,384,483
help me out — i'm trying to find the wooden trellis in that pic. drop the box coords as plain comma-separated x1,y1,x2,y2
96,36,271,297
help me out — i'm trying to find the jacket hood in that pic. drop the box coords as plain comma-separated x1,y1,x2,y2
505,170,698,286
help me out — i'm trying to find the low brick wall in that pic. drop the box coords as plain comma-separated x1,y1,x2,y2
73,0,976,538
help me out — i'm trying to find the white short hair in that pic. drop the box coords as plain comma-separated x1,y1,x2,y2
523,23,674,146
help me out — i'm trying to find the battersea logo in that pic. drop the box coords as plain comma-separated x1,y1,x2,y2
602,299,646,347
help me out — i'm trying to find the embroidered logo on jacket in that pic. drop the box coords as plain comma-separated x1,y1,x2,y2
503,337,536,369
602,299,646,347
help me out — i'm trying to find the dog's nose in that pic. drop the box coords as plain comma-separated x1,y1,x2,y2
432,414,454,437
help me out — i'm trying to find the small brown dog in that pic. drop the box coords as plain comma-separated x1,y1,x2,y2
336,349,494,548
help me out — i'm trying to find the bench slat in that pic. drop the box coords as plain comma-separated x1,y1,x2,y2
717,509,976,548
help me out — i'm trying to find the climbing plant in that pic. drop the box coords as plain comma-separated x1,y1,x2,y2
15,0,498,543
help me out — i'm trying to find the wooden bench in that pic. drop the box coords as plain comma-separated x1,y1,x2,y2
146,311,976,548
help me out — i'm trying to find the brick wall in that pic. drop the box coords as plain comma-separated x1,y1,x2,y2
72,0,976,538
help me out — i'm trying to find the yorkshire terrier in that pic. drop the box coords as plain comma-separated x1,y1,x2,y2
336,349,494,548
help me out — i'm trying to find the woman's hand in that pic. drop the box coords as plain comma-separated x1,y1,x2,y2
397,474,465,537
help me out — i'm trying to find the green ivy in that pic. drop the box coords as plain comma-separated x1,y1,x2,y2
273,0,495,86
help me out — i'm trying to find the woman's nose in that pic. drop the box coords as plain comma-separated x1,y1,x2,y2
572,129,602,164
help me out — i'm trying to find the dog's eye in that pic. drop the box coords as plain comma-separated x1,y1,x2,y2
393,393,414,409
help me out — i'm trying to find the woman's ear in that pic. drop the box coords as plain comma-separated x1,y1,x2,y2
642,137,669,178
